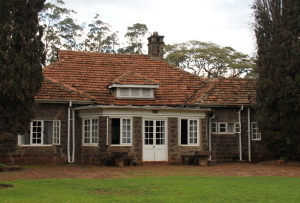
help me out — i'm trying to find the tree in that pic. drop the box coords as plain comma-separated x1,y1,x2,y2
58,16,83,51
253,0,300,159
165,40,255,78
119,23,148,54
39,0,80,63
82,13,118,53
0,0,45,141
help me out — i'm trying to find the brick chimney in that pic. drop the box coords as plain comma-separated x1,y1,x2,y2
147,32,164,60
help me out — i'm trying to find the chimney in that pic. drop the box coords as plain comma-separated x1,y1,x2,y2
147,31,164,60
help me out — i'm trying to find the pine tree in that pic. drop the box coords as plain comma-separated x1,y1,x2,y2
253,0,300,159
0,0,45,141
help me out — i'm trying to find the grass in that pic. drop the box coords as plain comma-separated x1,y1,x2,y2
0,176,299,203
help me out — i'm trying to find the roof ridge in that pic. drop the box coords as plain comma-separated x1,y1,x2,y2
44,76,96,101
198,78,219,103
159,59,207,80
181,80,208,106
58,49,150,57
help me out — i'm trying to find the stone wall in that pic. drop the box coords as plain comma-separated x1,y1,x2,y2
210,107,270,162
76,116,142,165
168,117,207,162
0,103,69,165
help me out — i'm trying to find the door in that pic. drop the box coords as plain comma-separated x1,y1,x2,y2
143,120,167,161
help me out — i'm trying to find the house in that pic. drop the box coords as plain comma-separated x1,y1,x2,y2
0,32,270,165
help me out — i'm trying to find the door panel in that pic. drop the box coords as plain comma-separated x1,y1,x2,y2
143,120,167,161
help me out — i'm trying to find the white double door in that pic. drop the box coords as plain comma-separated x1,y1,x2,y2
143,119,168,161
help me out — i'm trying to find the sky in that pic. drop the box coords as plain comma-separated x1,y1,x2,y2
49,0,256,56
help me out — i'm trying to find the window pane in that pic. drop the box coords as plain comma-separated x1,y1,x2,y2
44,121,53,145
142,88,151,97
112,118,120,144
120,88,129,96
131,88,140,96
228,123,234,133
219,123,226,132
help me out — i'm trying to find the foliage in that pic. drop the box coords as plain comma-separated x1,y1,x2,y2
0,0,45,140
39,0,79,63
1,177,300,202
165,40,255,78
119,23,149,54
58,16,83,51
253,0,300,160
82,13,119,53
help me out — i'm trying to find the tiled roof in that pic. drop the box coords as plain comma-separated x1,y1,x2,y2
36,76,95,101
111,71,159,85
197,77,256,104
40,50,209,106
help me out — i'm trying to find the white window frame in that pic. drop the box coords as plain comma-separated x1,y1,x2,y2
211,122,240,134
251,122,261,141
110,117,132,146
82,118,99,146
179,118,199,146
116,88,154,98
18,120,61,146
53,120,61,145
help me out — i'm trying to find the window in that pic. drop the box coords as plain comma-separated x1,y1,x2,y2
179,119,199,145
111,118,132,145
211,122,240,134
83,118,98,146
18,120,61,146
117,88,153,98
252,122,261,140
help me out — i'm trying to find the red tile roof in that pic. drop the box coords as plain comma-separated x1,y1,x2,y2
39,50,210,106
197,77,256,104
36,76,95,101
111,71,159,85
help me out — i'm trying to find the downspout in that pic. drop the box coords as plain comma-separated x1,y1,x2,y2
248,108,251,162
71,109,75,163
208,112,215,161
238,105,244,161
67,101,72,163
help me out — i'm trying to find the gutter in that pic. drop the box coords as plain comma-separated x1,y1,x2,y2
248,108,251,162
73,104,211,111
238,105,244,161
72,109,75,162
208,112,215,161
67,101,71,163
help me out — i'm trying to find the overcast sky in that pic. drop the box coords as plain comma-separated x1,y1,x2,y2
50,0,256,56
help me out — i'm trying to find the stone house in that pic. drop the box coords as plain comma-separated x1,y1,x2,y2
0,32,269,165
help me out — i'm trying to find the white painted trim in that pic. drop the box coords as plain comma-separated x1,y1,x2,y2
106,117,109,145
116,88,154,99
178,118,200,146
78,108,207,119
238,105,244,161
109,117,133,146
210,122,240,134
72,109,75,162
142,118,168,161
82,118,99,146
248,108,251,162
251,122,261,141
108,84,159,88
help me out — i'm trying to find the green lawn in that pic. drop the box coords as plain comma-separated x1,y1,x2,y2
1,176,299,203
